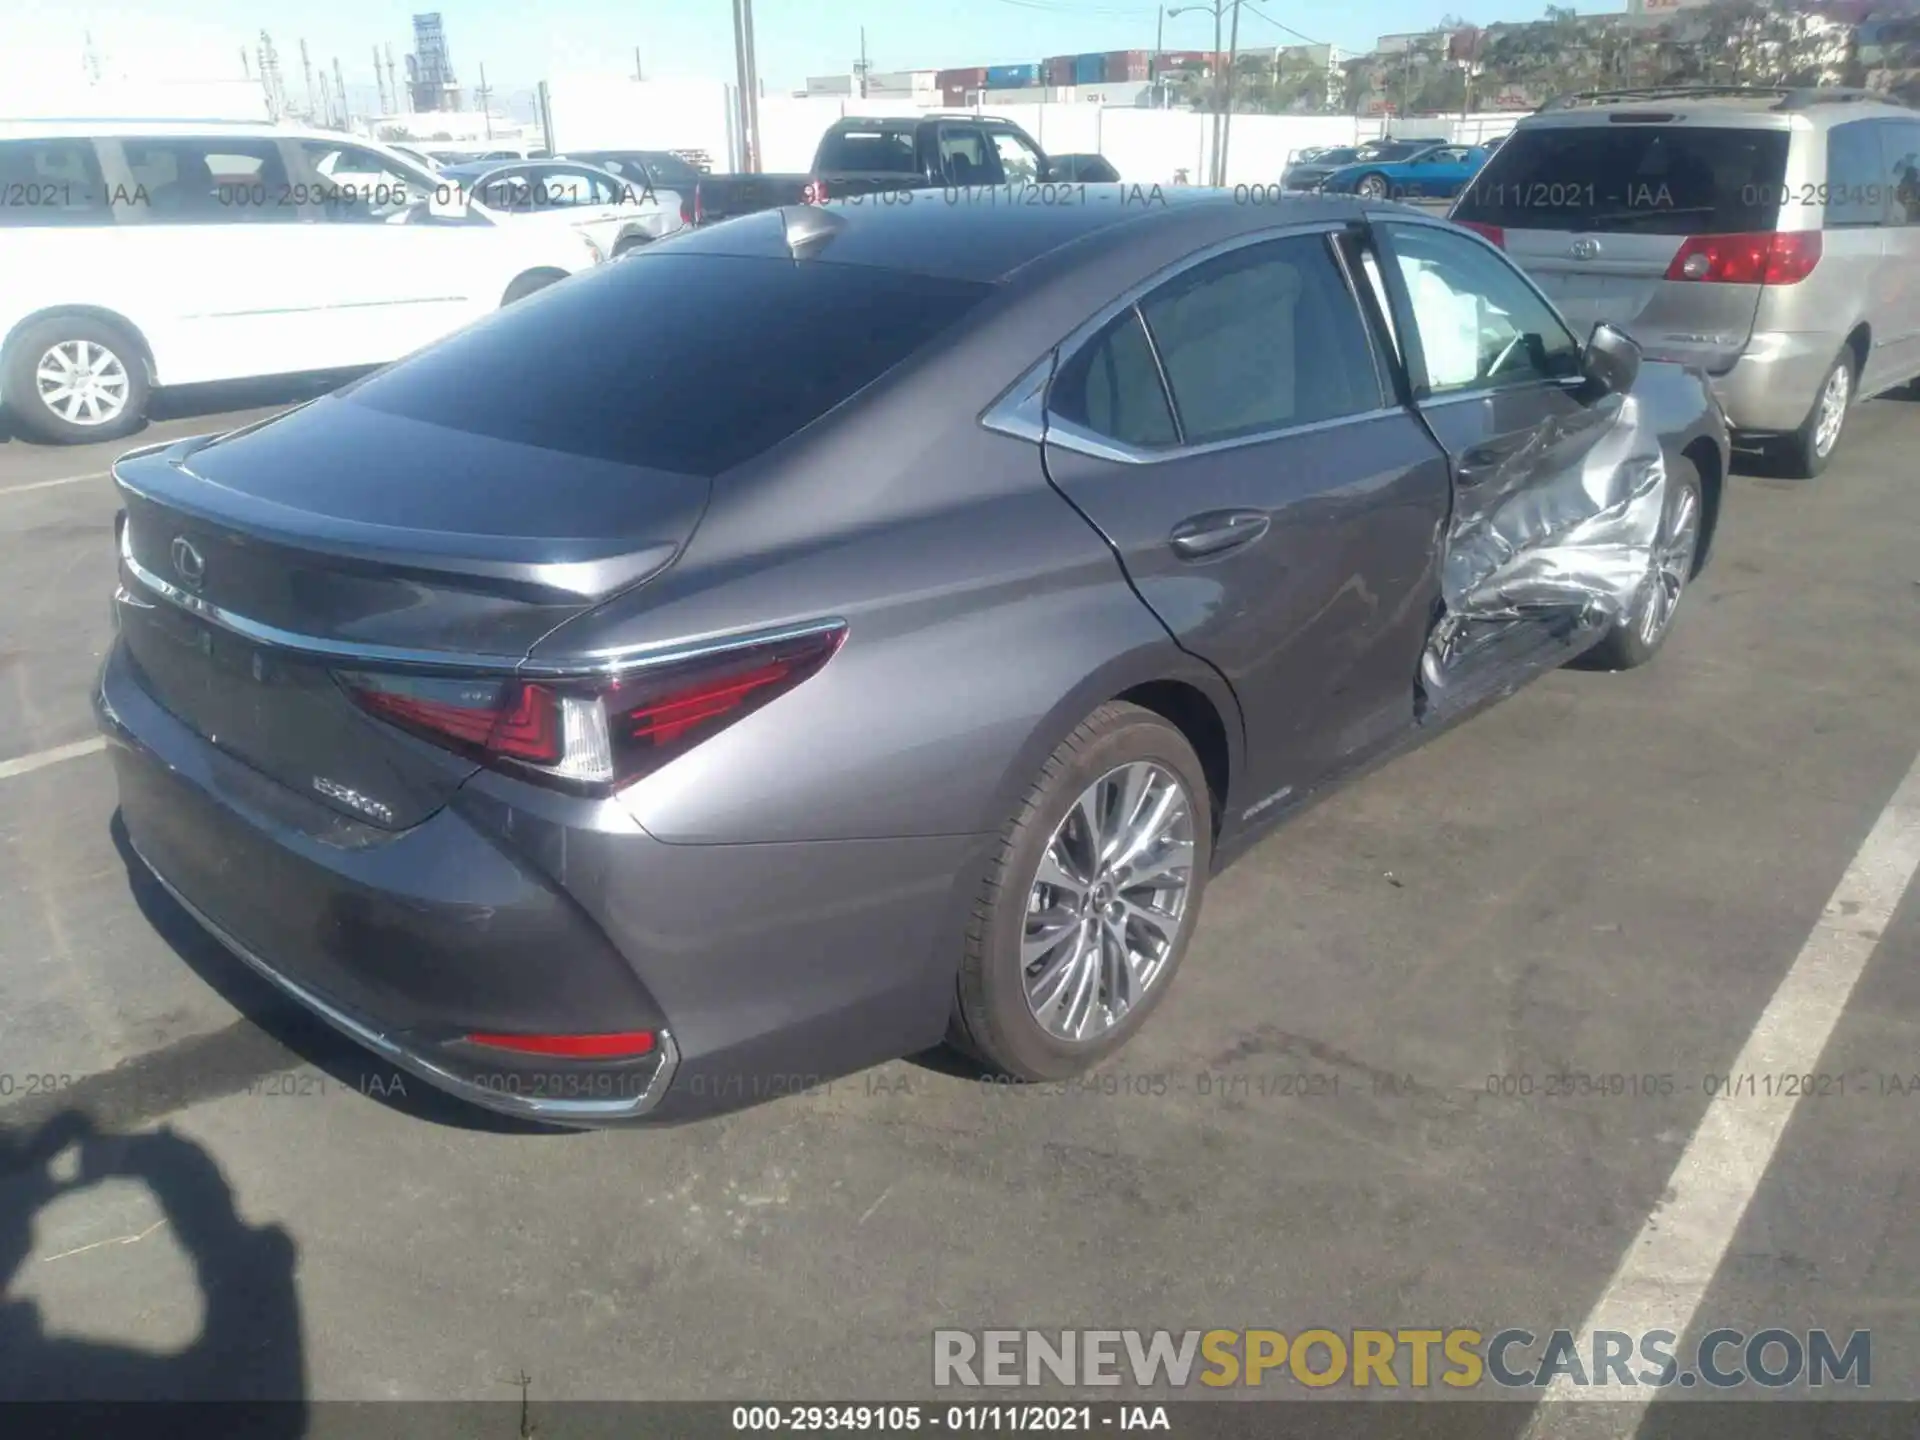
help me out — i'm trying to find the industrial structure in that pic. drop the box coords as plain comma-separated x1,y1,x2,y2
406,11,461,112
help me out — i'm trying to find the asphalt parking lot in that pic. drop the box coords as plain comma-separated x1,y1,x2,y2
0,377,1916,1429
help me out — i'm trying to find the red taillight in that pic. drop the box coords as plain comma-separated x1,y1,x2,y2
337,624,844,794
803,178,827,205
1457,220,1504,248
680,191,694,226
350,679,561,763
464,1030,656,1058
1663,231,1820,286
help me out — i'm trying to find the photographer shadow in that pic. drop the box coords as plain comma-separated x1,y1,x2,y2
0,1109,308,1435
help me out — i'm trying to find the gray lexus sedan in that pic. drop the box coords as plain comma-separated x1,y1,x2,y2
96,192,1728,1126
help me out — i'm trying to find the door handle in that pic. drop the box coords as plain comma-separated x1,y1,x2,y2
1168,509,1270,559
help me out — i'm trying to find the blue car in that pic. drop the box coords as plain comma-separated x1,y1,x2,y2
1317,143,1491,201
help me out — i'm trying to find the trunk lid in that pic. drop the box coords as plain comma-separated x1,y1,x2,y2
113,396,711,829
1452,119,1790,372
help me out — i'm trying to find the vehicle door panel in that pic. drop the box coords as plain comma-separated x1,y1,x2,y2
290,140,489,366
1038,230,1452,816
1876,118,1920,387
100,136,330,386
1365,219,1637,666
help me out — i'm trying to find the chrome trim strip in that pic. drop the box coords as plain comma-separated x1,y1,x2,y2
1045,405,1408,467
118,522,847,679
129,838,680,1125
979,352,1054,446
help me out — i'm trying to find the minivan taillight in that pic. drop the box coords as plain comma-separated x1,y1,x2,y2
337,625,845,794
1663,231,1821,286
1456,220,1504,248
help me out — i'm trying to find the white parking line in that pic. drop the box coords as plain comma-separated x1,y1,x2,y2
0,736,107,782
0,470,110,498
1525,747,1920,1435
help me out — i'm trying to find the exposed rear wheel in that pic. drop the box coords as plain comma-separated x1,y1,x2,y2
2,317,149,444
950,702,1212,1081
1354,171,1391,200
1583,456,1703,671
1781,350,1853,479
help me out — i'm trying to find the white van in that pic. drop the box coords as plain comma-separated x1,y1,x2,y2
0,120,602,443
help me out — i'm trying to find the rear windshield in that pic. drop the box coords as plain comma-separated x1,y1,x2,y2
342,255,992,476
1363,142,1431,163
1452,125,1789,235
816,129,918,174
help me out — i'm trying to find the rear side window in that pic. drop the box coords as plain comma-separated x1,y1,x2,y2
1051,309,1178,449
1883,120,1920,226
119,138,297,224
1137,234,1383,445
343,255,993,476
1453,125,1789,236
1826,121,1889,227
0,139,109,227
816,129,918,174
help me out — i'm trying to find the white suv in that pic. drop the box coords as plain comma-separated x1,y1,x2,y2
0,120,604,443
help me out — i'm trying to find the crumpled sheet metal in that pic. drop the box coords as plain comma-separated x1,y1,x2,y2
1441,392,1668,625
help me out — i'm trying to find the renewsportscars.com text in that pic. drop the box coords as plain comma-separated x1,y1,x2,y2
933,1327,1871,1391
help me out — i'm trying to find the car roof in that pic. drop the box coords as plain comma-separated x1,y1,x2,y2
660,188,1376,284
1516,86,1915,131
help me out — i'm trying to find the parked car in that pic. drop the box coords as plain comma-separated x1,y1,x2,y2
1449,85,1920,477
98,193,1725,1125
1282,145,1362,190
1316,143,1492,200
1047,154,1122,183
387,143,439,171
0,120,601,444
563,148,806,229
437,158,684,258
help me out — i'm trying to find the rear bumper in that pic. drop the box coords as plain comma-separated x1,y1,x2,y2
97,640,978,1126
1706,330,1840,435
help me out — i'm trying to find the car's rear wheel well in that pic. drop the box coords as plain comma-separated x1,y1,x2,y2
1115,679,1230,837
2,306,155,384
501,269,569,305
1680,437,1722,578
1844,322,1870,379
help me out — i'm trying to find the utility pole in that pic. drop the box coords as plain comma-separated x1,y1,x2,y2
1217,0,1242,184
856,26,871,98
742,0,763,170
385,45,405,113
373,47,389,115
333,57,347,128
301,40,318,120
476,63,494,139
1154,9,1163,107
634,46,644,81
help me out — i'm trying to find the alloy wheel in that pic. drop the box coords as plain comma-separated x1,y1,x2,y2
1813,361,1850,460
1357,174,1389,199
1021,761,1196,1042
1638,479,1702,647
35,340,131,427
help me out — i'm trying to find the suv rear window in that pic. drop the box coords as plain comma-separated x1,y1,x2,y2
816,129,918,174
1453,125,1789,235
343,254,992,476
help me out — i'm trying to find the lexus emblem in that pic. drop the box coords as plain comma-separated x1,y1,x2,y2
1569,237,1601,261
170,537,206,591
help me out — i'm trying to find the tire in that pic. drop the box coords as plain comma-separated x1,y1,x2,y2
1354,171,1391,200
1781,349,1854,479
1,316,149,444
949,702,1213,1082
612,235,648,258
1583,456,1703,671
501,270,565,306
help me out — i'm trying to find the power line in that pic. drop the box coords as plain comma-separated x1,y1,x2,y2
1240,2,1327,48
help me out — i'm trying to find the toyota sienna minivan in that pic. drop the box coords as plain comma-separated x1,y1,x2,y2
1451,86,1920,476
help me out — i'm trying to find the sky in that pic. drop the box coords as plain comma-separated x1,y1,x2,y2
10,0,1618,106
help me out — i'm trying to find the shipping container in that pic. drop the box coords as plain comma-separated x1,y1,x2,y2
939,82,973,107
867,70,938,91
984,62,1040,87
1156,49,1211,73
1073,53,1105,84
935,66,988,89
1044,55,1077,86
1104,55,1150,83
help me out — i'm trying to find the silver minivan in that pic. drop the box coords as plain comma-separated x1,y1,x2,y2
1450,87,1920,476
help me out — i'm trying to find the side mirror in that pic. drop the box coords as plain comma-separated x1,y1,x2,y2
1581,321,1641,397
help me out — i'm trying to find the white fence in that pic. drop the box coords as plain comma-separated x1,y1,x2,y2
545,75,1524,186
